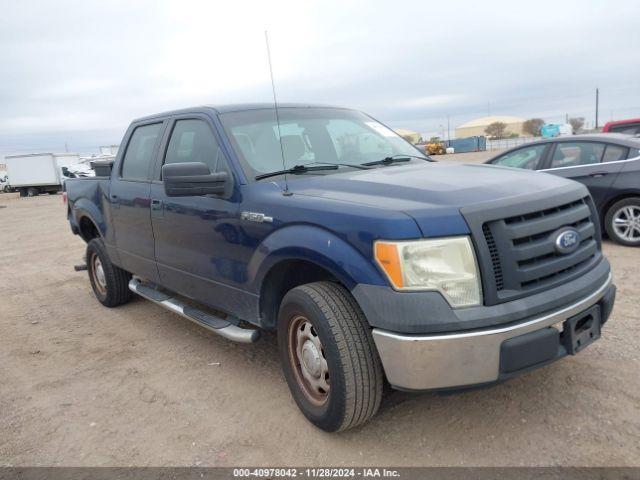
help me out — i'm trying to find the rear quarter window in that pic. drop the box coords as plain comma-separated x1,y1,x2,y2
602,144,629,162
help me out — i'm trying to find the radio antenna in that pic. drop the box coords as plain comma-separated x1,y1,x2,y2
264,30,290,195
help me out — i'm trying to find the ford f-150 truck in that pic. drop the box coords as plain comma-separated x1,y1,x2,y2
65,104,616,432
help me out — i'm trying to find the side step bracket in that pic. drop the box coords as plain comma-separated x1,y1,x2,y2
128,278,260,343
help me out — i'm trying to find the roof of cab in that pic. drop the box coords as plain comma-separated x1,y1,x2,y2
132,103,348,123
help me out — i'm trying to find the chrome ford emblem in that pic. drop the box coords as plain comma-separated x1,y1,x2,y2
554,228,580,254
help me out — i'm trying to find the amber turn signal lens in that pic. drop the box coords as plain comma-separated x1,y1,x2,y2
374,242,404,289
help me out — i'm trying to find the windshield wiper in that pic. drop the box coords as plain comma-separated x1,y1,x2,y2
304,161,372,170
255,164,339,181
362,154,433,167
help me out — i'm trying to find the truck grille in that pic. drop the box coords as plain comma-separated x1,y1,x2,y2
482,223,504,290
470,195,601,305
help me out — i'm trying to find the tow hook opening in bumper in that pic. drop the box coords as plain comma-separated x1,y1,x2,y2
372,275,615,392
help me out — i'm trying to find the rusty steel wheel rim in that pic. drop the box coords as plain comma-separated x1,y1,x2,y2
288,314,330,406
90,252,107,296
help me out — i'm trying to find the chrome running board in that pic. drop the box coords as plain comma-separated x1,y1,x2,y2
128,277,260,344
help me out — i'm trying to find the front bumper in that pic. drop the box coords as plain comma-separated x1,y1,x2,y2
372,274,615,391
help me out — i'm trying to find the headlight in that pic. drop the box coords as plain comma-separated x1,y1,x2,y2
374,236,482,308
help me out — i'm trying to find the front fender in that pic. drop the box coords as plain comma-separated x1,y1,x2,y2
248,224,387,293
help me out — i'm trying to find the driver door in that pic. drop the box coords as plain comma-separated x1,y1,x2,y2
149,116,251,317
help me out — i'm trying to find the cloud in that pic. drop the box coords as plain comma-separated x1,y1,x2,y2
1,0,639,157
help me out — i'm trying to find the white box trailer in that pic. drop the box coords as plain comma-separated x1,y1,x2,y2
4,153,81,197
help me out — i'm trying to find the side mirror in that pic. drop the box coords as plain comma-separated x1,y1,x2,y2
162,162,228,197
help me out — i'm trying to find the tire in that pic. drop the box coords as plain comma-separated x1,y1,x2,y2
278,281,383,432
19,188,28,197
604,197,640,246
27,187,39,197
86,238,133,307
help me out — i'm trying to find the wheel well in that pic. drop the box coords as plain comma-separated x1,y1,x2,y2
259,260,341,330
600,193,640,223
78,216,101,242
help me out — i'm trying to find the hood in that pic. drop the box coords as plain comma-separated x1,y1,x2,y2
287,162,586,237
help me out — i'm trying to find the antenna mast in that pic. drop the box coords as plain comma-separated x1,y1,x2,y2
264,31,289,195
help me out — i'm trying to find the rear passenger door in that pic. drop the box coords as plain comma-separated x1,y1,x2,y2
110,121,165,282
542,141,625,210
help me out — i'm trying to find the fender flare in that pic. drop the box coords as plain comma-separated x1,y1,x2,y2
600,189,640,217
72,198,107,238
248,224,387,294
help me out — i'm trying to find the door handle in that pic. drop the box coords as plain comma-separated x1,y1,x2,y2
589,171,608,177
150,199,163,211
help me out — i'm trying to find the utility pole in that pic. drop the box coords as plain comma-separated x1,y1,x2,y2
447,115,450,141
595,88,599,129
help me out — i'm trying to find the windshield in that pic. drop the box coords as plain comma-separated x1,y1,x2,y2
218,107,426,179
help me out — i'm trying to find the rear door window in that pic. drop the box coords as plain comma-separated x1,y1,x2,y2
490,144,547,170
602,144,629,162
549,142,605,168
164,119,228,175
121,123,163,181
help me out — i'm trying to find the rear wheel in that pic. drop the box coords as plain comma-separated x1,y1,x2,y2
19,188,28,197
278,281,383,432
27,187,39,197
605,197,640,246
86,238,133,307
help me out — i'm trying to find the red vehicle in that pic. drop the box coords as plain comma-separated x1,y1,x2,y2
603,118,640,135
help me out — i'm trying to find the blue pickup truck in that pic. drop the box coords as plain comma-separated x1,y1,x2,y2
65,104,616,431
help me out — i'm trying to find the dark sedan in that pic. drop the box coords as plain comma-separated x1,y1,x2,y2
486,134,640,246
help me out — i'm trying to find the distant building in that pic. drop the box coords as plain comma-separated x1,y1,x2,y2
394,128,422,144
455,116,526,138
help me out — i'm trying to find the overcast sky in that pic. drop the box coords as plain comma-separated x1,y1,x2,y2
1,0,639,158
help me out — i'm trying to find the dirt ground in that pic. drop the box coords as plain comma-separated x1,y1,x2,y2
1,156,639,466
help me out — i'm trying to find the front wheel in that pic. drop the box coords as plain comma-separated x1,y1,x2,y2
86,238,133,307
604,197,640,246
278,281,383,432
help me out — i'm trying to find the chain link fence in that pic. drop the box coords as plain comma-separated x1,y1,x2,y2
486,136,538,151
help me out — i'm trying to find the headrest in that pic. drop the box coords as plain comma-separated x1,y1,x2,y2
281,135,306,162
